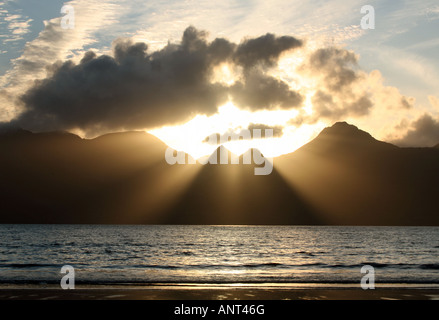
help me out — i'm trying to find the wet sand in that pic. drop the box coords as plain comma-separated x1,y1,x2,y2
1,285,439,300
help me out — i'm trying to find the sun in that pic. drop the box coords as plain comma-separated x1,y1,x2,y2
146,47,330,159
149,101,326,159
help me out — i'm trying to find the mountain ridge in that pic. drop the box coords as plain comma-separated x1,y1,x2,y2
0,121,438,225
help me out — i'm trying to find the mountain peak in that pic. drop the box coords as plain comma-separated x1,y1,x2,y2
298,121,397,153
332,121,352,127
207,145,237,164
205,146,269,165
322,122,372,139
316,121,381,144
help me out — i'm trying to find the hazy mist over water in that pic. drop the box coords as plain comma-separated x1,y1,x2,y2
0,225,438,286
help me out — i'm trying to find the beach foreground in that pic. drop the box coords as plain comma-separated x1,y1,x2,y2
1,285,439,300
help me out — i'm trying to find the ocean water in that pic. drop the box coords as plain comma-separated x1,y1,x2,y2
0,225,438,286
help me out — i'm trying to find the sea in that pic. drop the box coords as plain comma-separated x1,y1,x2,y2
0,225,438,287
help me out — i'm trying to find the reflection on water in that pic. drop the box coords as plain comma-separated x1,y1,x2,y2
0,225,438,285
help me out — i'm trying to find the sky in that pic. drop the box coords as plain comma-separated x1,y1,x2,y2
0,0,438,158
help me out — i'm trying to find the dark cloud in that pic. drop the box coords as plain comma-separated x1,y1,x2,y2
229,33,303,110
203,123,284,145
17,26,230,135
234,33,302,70
392,114,439,147
231,71,303,110
307,47,359,92
4,26,302,136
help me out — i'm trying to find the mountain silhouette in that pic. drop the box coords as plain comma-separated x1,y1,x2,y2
0,129,182,224
165,147,320,225
276,122,439,225
0,122,438,225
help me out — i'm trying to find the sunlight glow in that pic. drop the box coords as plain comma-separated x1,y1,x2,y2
148,48,330,160
211,64,238,86
149,101,326,159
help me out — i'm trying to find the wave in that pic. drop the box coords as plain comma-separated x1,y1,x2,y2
2,261,439,271
419,264,439,270
0,263,59,269
2,279,439,286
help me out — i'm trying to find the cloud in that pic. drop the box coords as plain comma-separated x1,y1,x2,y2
307,47,360,92
0,12,33,43
365,70,415,110
230,71,303,110
429,95,439,109
0,7,429,148
311,90,372,119
228,33,304,111
4,25,417,141
0,0,121,121
392,114,439,147
246,123,284,137
233,33,302,70
295,47,373,121
203,123,284,145
295,47,415,124
5,26,303,135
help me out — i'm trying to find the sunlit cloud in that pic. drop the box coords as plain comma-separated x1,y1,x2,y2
0,0,438,156
0,0,121,120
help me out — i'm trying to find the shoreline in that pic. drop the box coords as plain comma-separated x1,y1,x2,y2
1,283,439,300
2,282,439,289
